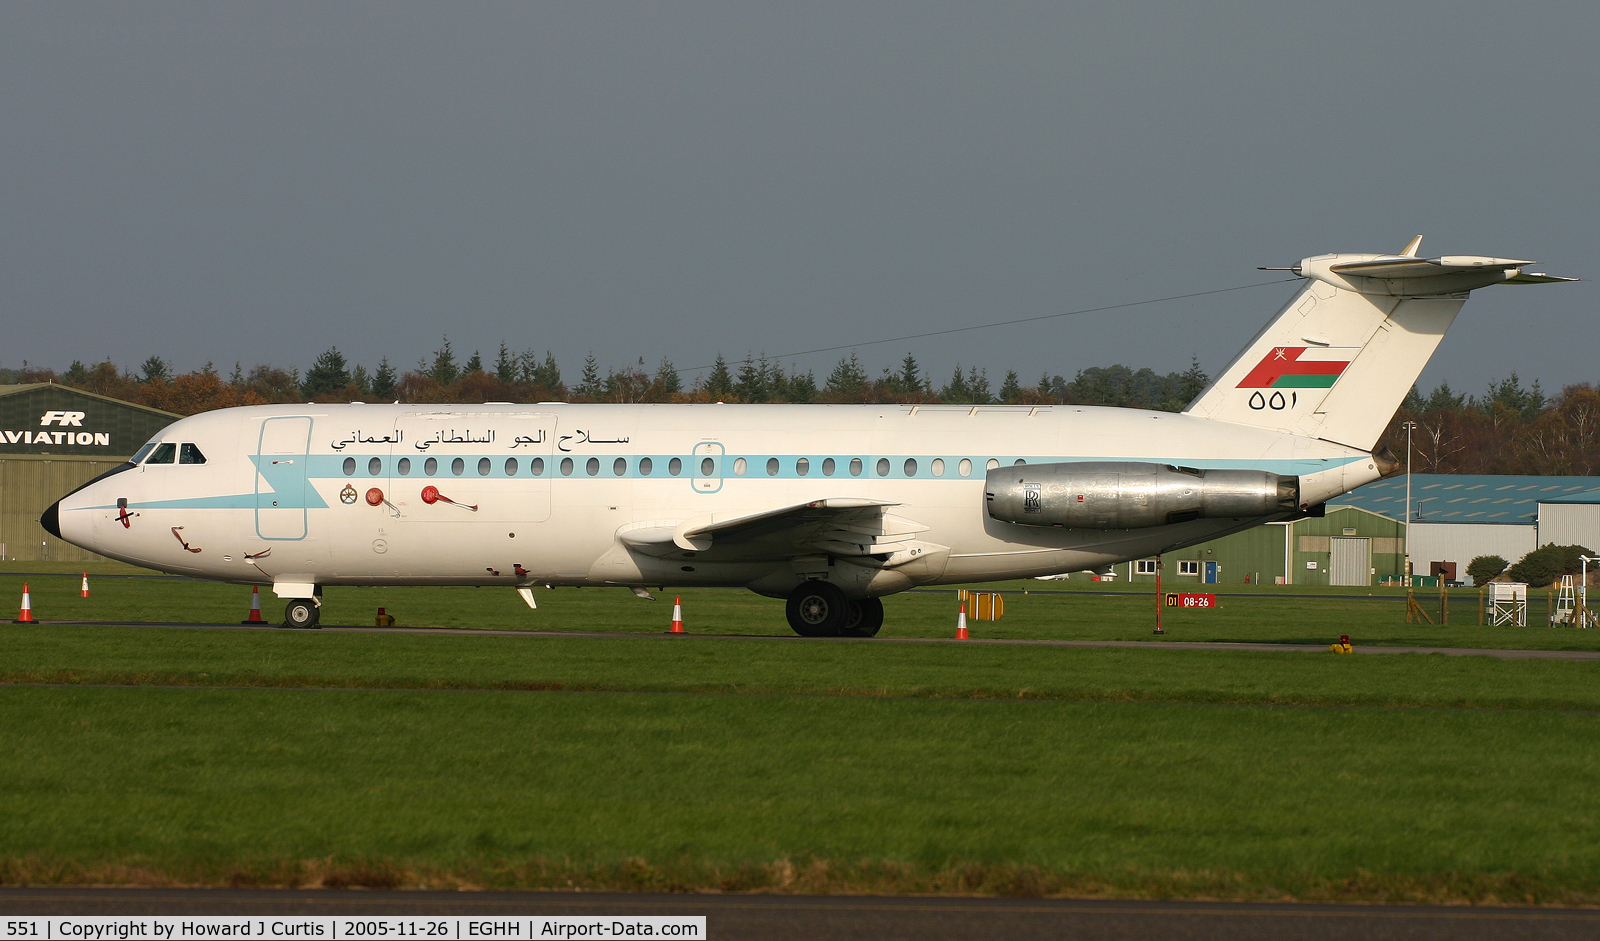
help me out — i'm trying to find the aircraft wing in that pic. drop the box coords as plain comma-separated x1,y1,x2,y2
619,498,935,562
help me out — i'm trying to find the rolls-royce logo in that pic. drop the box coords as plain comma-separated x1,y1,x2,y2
1023,482,1042,514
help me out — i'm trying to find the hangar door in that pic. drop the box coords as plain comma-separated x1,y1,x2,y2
1330,536,1370,586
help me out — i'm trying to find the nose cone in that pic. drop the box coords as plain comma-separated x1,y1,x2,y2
41,500,62,539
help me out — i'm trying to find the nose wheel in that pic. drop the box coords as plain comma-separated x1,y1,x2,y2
283,598,321,630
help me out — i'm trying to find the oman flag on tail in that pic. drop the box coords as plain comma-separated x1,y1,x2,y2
1235,346,1360,389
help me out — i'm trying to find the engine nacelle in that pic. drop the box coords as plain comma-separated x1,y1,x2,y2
985,461,1298,530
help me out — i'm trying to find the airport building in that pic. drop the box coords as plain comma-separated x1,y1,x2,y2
1112,473,1600,587
0,383,178,562
1116,505,1405,587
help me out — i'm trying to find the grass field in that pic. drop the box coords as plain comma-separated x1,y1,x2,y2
3,562,1600,903
4,562,1597,651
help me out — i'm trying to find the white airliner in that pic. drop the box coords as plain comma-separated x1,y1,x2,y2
44,238,1572,635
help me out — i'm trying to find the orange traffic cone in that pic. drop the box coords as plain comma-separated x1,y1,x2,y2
241,586,267,624
81,572,90,598
668,595,685,633
955,601,969,639
15,583,35,623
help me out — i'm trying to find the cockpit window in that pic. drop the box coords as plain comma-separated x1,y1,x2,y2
145,443,177,464
131,443,158,464
179,443,207,465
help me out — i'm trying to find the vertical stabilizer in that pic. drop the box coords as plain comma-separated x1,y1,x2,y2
1184,241,1568,452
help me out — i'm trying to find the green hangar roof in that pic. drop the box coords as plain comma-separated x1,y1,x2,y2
1334,474,1600,524
0,383,179,459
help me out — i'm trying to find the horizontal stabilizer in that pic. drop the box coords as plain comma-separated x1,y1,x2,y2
1330,256,1534,278
1502,271,1581,284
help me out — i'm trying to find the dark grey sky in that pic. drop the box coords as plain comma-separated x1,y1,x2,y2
4,2,1594,394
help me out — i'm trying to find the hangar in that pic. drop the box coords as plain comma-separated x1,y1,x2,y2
1117,505,1405,587
0,383,178,562
1334,474,1600,581
1107,473,1600,587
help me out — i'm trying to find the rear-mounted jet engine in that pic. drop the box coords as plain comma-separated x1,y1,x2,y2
985,462,1298,530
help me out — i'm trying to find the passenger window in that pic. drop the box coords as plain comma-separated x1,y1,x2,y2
959,458,972,477
639,457,653,476
180,443,207,465
669,457,682,476
1014,458,1027,466
904,458,917,476
146,443,177,464
398,457,411,476
766,458,779,476
586,457,600,476
560,458,573,476
931,458,945,477
876,458,890,477
849,458,863,477
342,457,357,476
424,457,438,476
796,457,810,477
613,457,627,476
821,458,835,477
369,457,382,475
478,457,491,476
700,457,714,476
505,458,518,476
452,458,465,476
532,457,545,476
986,458,1000,471
733,458,747,476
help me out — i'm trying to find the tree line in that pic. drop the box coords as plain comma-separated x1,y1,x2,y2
5,343,1595,476
0,340,1210,414
1375,375,1600,476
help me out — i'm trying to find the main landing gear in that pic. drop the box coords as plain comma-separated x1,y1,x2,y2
283,598,322,630
784,581,883,637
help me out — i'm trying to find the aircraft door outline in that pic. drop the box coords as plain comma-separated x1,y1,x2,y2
692,441,724,494
255,416,313,540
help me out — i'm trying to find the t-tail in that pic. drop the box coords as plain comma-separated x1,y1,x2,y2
1184,236,1575,453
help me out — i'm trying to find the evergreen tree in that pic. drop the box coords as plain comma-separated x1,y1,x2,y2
62,360,90,386
705,354,734,399
371,357,398,399
302,347,351,398
140,355,171,384
735,355,771,402
784,367,818,403
966,365,992,404
230,362,245,388
1402,384,1426,413
825,353,868,399
538,352,564,393
1176,356,1209,404
428,337,459,386
998,370,1023,403
654,358,681,395
495,342,515,384
351,364,373,397
578,352,603,399
464,350,484,374
899,353,924,395
1425,382,1466,412
941,364,970,403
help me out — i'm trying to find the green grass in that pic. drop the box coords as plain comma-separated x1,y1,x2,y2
5,568,1600,902
5,625,1600,712
3,564,1596,651
3,685,1599,903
